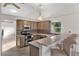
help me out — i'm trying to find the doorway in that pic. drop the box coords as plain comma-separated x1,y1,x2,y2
0,21,16,56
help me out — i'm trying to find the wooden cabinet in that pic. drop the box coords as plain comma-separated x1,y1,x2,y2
16,20,23,30
23,21,28,25
16,20,31,31
37,22,40,30
16,20,50,34
16,35,25,48
29,21,37,33
22,20,31,26
29,45,39,56
33,22,37,31
37,21,51,33
37,21,50,30
16,20,38,33
27,21,31,26
16,20,51,48
44,21,50,29
16,20,24,35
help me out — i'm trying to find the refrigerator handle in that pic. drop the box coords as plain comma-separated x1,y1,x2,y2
1,29,4,37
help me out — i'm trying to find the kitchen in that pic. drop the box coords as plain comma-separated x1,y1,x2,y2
0,3,79,56
16,19,67,56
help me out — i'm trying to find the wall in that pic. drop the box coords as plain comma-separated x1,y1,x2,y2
50,12,79,54
58,13,79,53
59,13,79,34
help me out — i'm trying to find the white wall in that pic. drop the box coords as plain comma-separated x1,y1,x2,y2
51,12,79,34
58,13,79,34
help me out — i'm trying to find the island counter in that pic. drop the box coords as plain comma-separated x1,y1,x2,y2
29,33,60,56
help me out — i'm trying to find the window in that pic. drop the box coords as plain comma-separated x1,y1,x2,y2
53,22,61,32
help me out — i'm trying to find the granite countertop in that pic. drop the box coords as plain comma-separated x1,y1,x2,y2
16,33,60,48
29,33,60,48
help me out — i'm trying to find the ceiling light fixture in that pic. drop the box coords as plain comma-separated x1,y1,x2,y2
38,4,43,20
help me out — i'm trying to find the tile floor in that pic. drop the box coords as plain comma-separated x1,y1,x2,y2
2,46,30,56
1,32,30,56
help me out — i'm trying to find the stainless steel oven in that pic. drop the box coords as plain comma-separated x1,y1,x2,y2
21,25,32,46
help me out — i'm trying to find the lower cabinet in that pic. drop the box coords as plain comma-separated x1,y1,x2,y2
29,45,39,56
16,35,25,48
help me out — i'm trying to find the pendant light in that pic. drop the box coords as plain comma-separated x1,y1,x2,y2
38,4,43,20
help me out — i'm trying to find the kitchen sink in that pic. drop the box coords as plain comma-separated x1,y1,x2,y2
32,34,47,41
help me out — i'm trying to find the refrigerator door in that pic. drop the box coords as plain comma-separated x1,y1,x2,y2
0,23,3,56
0,23,2,56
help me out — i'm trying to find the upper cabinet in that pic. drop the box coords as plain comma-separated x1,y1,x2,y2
31,21,37,33
23,20,31,26
33,22,37,30
16,20,38,34
16,20,23,30
37,21,51,33
16,20,51,34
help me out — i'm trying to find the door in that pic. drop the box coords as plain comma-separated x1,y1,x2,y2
1,22,16,56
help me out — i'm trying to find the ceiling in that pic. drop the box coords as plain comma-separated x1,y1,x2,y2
1,3,79,21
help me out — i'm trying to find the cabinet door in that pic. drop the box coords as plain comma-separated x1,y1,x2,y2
43,21,50,30
23,21,28,25
41,22,43,30
37,21,50,30
37,22,40,33
37,22,41,30
16,36,20,47
27,21,31,26
33,22,37,30
37,21,50,33
16,36,25,48
23,21,30,26
29,45,39,56
16,20,23,30
33,22,37,32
